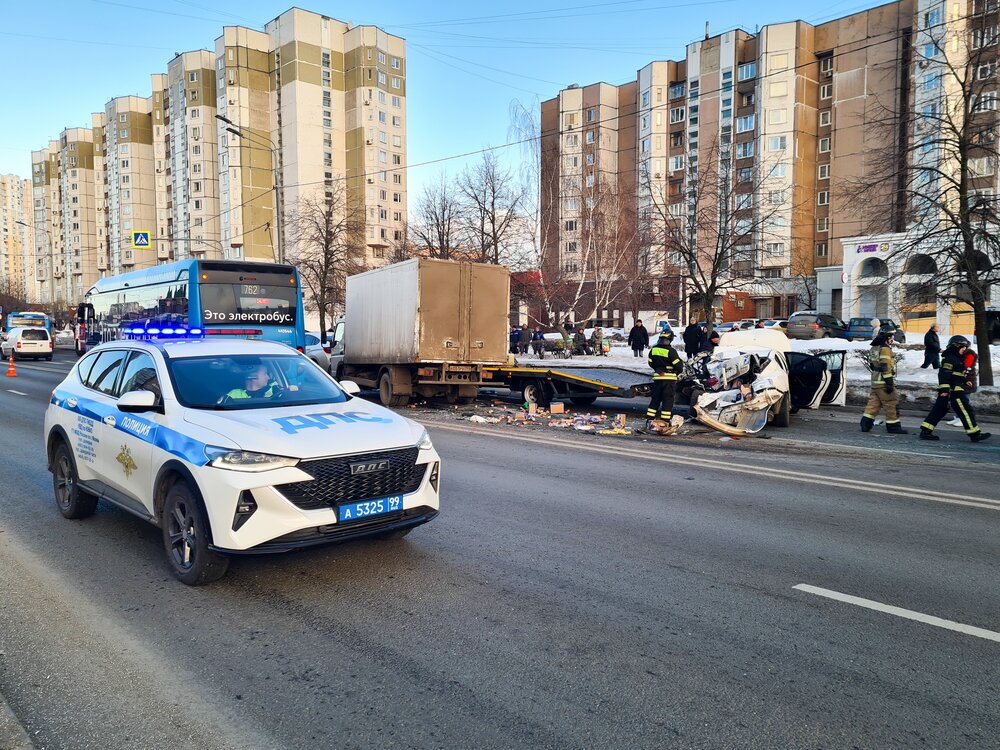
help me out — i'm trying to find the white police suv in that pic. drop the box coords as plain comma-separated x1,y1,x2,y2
44,336,441,584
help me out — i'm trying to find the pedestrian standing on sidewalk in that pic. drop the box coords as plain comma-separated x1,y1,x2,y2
921,324,941,369
682,319,703,357
531,326,546,359
628,320,650,358
646,331,684,426
860,327,908,434
919,335,992,442
518,324,532,356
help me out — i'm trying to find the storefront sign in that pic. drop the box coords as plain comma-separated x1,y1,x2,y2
854,242,891,254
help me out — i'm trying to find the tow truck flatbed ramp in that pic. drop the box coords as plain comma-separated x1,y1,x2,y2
483,365,653,404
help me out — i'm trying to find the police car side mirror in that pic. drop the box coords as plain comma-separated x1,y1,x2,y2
119,390,158,413
339,380,361,396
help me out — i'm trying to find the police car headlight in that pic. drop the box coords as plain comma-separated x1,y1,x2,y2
417,430,433,450
207,449,299,472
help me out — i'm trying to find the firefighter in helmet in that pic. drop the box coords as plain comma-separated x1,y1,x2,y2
919,335,991,442
860,326,907,434
647,331,684,427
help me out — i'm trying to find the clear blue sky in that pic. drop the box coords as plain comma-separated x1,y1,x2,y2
0,0,874,200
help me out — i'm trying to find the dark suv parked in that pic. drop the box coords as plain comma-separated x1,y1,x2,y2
786,312,848,340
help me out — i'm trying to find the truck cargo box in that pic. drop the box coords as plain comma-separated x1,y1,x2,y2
344,258,510,366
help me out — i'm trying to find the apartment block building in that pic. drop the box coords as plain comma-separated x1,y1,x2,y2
542,1,914,320
29,6,406,305
0,175,35,301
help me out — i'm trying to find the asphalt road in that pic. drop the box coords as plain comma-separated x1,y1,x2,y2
0,353,998,749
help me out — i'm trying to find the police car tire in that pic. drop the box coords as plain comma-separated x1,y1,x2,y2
52,442,98,520
161,482,229,586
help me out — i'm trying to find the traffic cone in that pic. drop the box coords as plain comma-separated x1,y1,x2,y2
6,355,16,377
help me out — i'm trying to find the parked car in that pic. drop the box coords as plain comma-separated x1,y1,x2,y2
1,326,53,361
763,319,789,334
786,312,848,340
304,331,332,372
845,317,907,344
714,322,745,333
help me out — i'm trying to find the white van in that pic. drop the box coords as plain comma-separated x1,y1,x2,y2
1,327,53,361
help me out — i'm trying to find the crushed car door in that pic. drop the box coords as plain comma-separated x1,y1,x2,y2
786,352,831,410
813,350,847,406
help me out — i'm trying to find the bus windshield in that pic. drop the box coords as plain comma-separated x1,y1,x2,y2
199,283,297,327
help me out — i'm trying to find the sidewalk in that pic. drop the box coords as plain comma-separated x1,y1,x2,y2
0,692,32,750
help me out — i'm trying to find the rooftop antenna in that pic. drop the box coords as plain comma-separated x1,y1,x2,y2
705,21,710,39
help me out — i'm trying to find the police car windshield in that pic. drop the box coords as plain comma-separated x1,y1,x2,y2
167,354,349,409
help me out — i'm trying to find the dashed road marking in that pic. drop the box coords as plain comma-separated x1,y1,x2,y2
793,584,1000,643
6,389,28,396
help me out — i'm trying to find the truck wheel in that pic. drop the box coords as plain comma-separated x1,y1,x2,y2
521,381,552,408
380,372,410,407
570,395,598,406
772,393,791,427
161,481,229,585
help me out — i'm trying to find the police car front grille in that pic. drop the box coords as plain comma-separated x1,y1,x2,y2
277,447,424,511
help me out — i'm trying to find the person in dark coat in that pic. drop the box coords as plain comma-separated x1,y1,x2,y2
682,319,703,357
627,320,650,358
700,329,721,353
518,324,532,356
531,326,546,358
921,324,941,369
573,328,590,355
509,326,520,354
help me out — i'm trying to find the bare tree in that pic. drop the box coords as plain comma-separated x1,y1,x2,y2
851,19,1000,383
413,173,461,260
456,152,525,266
388,220,416,264
644,135,793,331
509,100,589,333
0,278,30,318
287,185,366,342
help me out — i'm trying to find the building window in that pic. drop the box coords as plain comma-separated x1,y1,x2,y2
565,220,577,231
669,155,685,172
738,167,752,182
391,76,401,88
973,92,997,112
190,108,200,118
378,51,385,64
922,73,941,91
586,153,595,165
819,110,832,127
738,62,756,80
585,175,594,188
765,242,785,256
392,57,401,69
817,217,829,232
818,164,830,179
820,83,832,99
670,107,685,123
820,57,834,75
742,93,755,107
769,163,787,177
586,131,595,144
193,181,201,192
669,82,685,99
391,95,401,107
817,190,829,205
736,141,755,159
768,136,787,151
641,90,650,107
973,26,999,49
819,137,831,153
587,108,597,122
816,242,828,257
566,241,577,253
768,191,786,204
119,113,127,123
735,193,753,211
763,268,783,278
736,114,754,132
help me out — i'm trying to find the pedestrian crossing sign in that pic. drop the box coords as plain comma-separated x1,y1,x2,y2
132,231,150,248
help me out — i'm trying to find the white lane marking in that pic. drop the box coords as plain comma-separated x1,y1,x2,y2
793,584,1000,644
6,389,28,396
427,422,1000,511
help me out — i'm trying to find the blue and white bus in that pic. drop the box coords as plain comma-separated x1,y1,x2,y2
75,259,305,355
4,311,51,334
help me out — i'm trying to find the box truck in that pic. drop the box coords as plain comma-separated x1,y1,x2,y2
329,258,511,406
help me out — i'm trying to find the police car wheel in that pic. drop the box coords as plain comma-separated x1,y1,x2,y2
161,482,229,585
52,442,98,519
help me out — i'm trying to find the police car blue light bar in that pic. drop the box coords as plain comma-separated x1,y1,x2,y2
122,326,204,338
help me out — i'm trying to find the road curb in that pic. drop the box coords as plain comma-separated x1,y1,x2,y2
846,383,1000,416
0,691,33,750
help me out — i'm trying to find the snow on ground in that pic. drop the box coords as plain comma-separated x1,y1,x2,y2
516,337,1000,393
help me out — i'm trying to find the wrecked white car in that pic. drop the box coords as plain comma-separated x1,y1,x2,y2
675,330,846,436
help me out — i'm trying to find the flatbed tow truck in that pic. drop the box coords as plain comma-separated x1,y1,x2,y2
481,364,654,407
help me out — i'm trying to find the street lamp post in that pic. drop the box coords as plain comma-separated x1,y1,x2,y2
215,115,284,264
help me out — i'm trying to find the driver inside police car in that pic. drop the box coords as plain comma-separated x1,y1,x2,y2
226,362,281,400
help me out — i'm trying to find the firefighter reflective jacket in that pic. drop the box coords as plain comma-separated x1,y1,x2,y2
939,351,970,394
648,344,683,380
869,345,895,387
